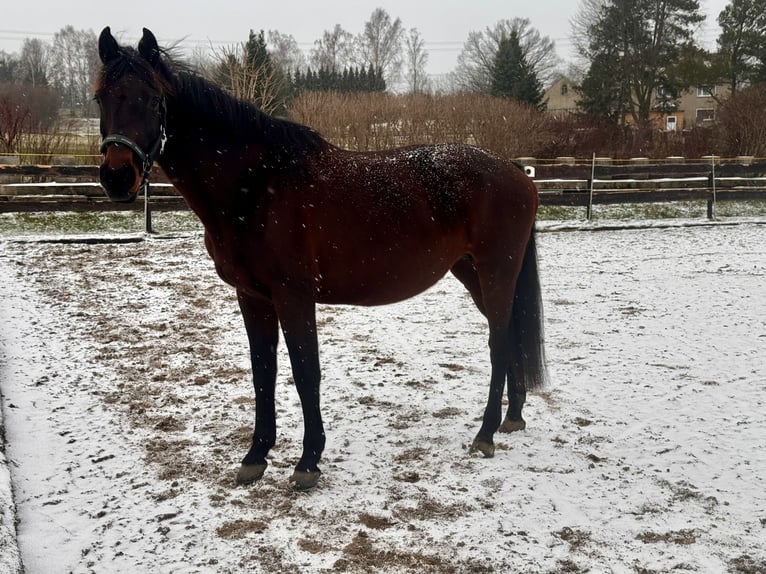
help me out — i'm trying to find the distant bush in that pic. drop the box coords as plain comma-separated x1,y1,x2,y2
539,114,719,159
287,91,737,161
0,83,60,152
288,91,554,159
716,83,766,158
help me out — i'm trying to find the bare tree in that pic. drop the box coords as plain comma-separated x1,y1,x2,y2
454,18,559,93
19,38,49,86
49,26,99,115
215,42,289,115
356,8,404,88
188,46,218,79
404,28,430,93
310,25,354,71
268,30,306,73
570,0,609,61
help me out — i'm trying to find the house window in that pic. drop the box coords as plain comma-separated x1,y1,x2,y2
696,108,715,125
697,85,715,97
561,83,568,96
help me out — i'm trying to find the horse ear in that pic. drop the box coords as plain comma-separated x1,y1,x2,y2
138,28,161,68
98,27,120,64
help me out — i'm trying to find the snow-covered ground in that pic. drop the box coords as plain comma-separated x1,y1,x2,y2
0,221,764,573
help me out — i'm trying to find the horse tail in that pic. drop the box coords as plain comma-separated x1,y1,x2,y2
510,228,547,390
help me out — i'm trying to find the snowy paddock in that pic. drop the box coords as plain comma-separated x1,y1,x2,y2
0,221,764,573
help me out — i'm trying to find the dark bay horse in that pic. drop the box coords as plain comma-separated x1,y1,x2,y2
95,27,546,490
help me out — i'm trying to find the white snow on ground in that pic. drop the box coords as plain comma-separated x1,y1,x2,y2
0,221,765,573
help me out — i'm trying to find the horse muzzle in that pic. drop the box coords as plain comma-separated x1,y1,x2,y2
99,164,140,202
99,146,141,203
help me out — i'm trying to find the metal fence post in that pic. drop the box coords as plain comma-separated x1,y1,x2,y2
587,153,596,220
707,156,716,220
144,182,153,234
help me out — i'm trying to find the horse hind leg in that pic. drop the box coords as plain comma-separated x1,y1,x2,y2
454,255,521,457
499,365,527,433
451,256,526,436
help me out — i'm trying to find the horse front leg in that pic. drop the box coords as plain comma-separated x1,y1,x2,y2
235,291,279,485
274,295,325,490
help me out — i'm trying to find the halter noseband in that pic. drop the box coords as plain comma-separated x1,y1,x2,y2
100,98,167,190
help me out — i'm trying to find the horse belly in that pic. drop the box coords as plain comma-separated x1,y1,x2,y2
315,247,457,306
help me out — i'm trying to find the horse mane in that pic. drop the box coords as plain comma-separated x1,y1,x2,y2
96,45,331,165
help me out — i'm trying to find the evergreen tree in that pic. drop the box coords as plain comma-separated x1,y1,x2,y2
289,64,385,94
244,30,271,71
455,18,558,93
577,51,629,122
576,0,704,126
490,31,545,109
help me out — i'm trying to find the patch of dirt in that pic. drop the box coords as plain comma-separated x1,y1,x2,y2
358,512,395,530
393,447,429,463
431,407,463,419
555,527,592,550
729,554,766,574
438,363,465,372
554,558,588,573
216,519,268,540
393,495,471,522
332,531,461,573
298,537,332,554
636,529,698,545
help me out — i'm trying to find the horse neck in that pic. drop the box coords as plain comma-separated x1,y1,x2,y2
157,89,268,222
155,72,327,226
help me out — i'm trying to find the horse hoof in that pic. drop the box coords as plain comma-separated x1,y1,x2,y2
236,463,268,484
470,438,495,458
499,418,526,433
290,469,321,491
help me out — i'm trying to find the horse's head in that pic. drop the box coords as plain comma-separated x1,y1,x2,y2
96,27,167,202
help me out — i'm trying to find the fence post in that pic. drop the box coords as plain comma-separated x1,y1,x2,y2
707,156,716,220
144,182,153,234
587,153,596,220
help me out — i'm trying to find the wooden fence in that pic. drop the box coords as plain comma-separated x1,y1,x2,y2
531,159,766,219
2,160,766,228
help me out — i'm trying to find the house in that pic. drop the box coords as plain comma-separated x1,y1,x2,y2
668,84,728,131
544,77,579,118
542,76,729,130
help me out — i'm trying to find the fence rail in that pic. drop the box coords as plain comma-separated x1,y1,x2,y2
531,160,766,219
2,161,766,223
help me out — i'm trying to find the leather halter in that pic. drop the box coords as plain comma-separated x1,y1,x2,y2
100,98,167,190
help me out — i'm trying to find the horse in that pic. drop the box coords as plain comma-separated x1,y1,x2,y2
95,27,546,490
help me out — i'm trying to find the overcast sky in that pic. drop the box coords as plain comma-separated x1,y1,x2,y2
0,0,731,77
